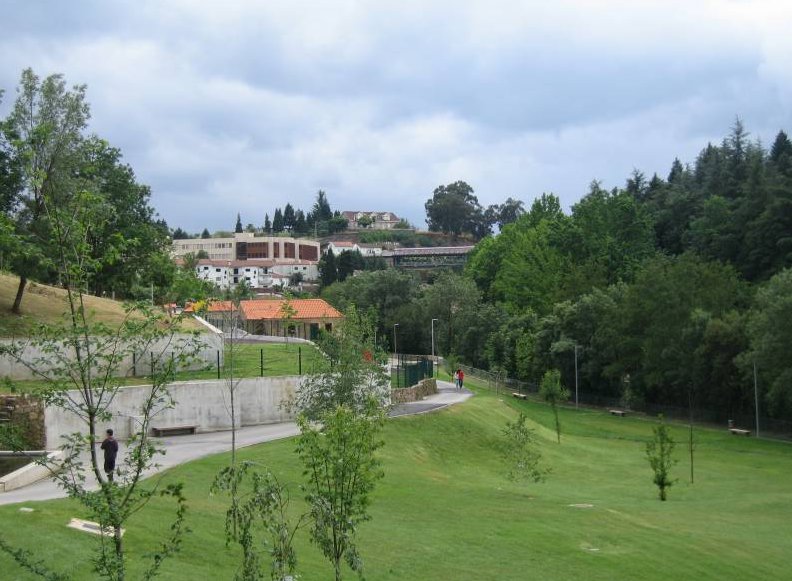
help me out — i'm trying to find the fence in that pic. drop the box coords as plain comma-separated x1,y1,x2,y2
392,354,434,389
450,362,792,438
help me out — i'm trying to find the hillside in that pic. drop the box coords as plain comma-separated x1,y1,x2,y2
1,380,790,579
0,273,201,336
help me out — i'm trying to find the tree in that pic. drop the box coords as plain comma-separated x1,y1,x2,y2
263,213,272,233
318,248,338,287
201,228,211,239
336,249,364,282
235,213,243,233
357,214,373,228
3,68,89,314
272,208,284,233
501,412,546,484
312,190,333,222
424,181,483,236
539,369,569,443
296,402,384,581
645,415,677,501
74,137,171,298
293,209,306,234
291,306,389,420
0,175,200,579
746,268,792,417
283,203,295,232
172,227,190,239
211,463,307,581
494,197,526,229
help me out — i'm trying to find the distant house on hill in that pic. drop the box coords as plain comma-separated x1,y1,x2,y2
240,298,344,339
342,210,402,230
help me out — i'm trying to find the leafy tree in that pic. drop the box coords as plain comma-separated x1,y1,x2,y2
336,249,364,282
357,214,373,228
327,213,349,234
539,369,569,443
211,463,307,581
494,197,526,229
0,176,200,579
291,306,388,420
296,402,384,581
745,268,792,417
424,181,483,236
272,208,284,233
201,228,211,239
235,213,243,233
2,68,89,314
645,415,677,501
501,412,546,484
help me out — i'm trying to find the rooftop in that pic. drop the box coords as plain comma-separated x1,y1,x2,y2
240,298,343,320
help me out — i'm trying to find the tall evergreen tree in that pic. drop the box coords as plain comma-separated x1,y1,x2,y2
235,213,243,233
272,208,284,233
264,213,272,233
319,248,337,287
312,190,333,222
283,203,296,232
201,228,211,239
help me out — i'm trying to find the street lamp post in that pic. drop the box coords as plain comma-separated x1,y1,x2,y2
393,323,399,356
574,344,579,409
393,323,400,388
431,318,438,377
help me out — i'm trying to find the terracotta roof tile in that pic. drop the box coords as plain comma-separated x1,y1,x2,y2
241,298,343,321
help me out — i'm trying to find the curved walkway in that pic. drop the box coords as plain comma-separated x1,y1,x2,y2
0,381,470,506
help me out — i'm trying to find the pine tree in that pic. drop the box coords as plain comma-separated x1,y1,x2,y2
319,248,337,287
201,228,211,239
294,209,306,234
264,213,272,233
235,213,243,233
273,208,284,233
283,203,296,232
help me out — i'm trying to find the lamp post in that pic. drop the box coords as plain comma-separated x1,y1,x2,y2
393,323,400,388
393,323,399,356
574,344,579,409
431,318,438,377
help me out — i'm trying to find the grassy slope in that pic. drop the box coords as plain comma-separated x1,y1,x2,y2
1,381,791,579
0,272,201,336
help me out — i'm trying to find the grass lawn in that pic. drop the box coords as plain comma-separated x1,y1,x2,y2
5,343,324,394
1,378,791,579
0,272,203,336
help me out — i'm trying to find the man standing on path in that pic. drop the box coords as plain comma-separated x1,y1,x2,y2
100,429,119,483
457,368,464,390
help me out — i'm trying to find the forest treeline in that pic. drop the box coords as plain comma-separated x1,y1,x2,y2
322,121,792,424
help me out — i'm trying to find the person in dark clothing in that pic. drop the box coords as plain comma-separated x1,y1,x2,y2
100,428,119,482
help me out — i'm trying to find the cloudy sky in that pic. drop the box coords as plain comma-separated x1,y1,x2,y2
1,1,791,233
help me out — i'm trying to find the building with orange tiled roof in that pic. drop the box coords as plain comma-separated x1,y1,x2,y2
240,298,344,339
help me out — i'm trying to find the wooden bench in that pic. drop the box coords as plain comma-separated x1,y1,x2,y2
729,428,751,437
512,392,528,400
151,425,197,437
609,409,627,417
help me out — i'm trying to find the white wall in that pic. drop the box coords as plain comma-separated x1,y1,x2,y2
0,332,223,381
43,376,300,449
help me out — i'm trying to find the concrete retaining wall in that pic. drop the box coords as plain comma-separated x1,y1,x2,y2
0,332,223,381
44,376,300,449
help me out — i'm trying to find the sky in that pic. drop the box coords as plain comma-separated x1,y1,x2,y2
1,0,791,233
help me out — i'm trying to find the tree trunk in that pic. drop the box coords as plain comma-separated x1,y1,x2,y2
11,275,27,314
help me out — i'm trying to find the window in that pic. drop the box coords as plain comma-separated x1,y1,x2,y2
215,268,221,272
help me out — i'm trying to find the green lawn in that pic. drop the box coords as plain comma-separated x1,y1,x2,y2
1,379,791,580
5,343,324,394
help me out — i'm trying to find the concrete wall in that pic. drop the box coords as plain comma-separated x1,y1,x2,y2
43,376,300,449
0,332,223,381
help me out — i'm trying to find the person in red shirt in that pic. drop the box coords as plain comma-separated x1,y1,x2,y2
456,368,464,390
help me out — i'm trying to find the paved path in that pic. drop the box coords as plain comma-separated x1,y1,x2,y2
0,381,470,506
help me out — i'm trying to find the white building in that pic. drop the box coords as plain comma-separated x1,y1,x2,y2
324,241,383,257
196,259,319,291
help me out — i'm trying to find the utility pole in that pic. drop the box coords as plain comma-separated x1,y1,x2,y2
574,344,579,409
